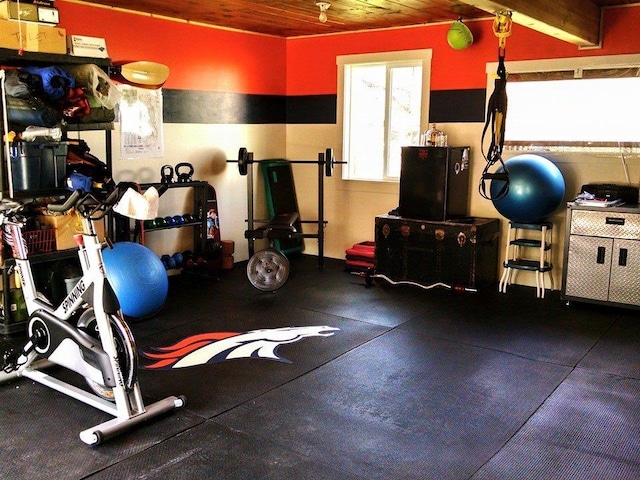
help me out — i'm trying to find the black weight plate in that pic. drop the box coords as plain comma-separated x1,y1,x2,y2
325,148,334,177
238,147,249,176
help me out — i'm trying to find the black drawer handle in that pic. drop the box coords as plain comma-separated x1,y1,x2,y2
597,246,606,264
606,217,625,226
619,248,628,267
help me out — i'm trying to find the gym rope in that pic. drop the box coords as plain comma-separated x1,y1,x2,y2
479,11,513,201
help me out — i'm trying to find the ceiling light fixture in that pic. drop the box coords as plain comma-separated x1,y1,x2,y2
316,2,330,23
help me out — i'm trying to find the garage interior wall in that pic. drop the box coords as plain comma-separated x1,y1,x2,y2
57,1,640,289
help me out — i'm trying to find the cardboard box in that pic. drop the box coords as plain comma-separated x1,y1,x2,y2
67,35,109,58
0,19,66,54
36,211,106,251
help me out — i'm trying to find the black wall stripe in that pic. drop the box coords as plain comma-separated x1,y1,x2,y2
163,89,286,124
286,95,336,124
162,88,485,124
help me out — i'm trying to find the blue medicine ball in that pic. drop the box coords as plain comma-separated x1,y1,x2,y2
490,154,565,223
103,242,168,319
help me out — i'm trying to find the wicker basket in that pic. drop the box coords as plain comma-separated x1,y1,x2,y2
24,228,56,254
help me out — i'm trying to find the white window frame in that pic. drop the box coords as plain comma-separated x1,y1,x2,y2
338,49,432,182
486,53,640,154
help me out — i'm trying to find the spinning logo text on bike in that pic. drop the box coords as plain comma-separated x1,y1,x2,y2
62,279,87,314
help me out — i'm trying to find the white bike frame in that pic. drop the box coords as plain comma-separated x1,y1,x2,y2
0,196,183,445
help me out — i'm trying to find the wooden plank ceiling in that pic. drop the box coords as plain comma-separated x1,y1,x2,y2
69,0,636,44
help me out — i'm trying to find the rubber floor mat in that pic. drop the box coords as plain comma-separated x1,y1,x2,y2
471,369,640,479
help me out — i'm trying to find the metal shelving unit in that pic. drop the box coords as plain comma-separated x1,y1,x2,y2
1,49,114,334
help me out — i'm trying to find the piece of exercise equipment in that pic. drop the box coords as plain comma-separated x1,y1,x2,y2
246,247,291,291
160,165,174,184
0,188,184,445
447,18,473,50
175,163,194,183
230,147,344,177
490,154,566,223
479,11,513,201
103,241,169,319
230,148,340,291
354,268,478,293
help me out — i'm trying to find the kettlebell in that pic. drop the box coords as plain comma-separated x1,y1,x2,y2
175,163,194,183
161,165,174,184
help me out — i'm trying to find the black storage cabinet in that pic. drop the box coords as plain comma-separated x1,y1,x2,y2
374,215,500,289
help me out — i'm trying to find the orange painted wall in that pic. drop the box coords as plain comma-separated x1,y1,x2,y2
57,1,286,95
56,2,640,98
286,6,640,95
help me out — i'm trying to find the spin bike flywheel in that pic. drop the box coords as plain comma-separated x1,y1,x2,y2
77,308,138,401
246,248,290,291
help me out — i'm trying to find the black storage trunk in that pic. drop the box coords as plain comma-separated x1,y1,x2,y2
398,146,470,221
374,214,500,289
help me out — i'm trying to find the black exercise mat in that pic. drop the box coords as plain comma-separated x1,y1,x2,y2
270,267,455,328
0,376,205,479
216,328,572,480
471,369,640,479
134,303,389,418
402,286,616,366
578,314,640,378
132,256,357,339
85,419,362,480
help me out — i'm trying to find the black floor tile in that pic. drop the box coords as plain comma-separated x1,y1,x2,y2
0,376,204,479
471,369,640,480
216,328,572,480
86,420,363,480
578,315,640,378
401,286,617,366
2,254,639,480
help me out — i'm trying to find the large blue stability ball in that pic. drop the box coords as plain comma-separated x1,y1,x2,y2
103,242,168,318
490,154,565,223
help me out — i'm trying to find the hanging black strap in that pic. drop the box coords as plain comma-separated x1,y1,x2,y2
479,51,509,200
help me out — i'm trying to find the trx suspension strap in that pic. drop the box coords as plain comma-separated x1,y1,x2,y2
479,11,513,200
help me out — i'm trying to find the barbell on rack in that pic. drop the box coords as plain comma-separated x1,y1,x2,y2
228,147,345,177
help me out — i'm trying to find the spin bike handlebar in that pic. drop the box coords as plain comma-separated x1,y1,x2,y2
47,187,123,218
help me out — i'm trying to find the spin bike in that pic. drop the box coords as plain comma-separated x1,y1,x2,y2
0,187,185,445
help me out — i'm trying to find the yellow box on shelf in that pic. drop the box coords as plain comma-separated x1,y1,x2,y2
36,210,105,251
0,18,66,54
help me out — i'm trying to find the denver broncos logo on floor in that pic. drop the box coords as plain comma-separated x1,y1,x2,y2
140,326,339,369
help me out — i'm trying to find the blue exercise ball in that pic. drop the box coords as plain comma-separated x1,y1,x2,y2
490,154,565,223
103,242,168,318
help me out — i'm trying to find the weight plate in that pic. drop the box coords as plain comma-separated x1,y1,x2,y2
246,248,290,291
325,148,334,177
238,147,249,176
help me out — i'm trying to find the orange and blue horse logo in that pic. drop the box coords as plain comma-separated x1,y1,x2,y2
141,326,339,369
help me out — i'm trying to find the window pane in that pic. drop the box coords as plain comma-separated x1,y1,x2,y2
506,77,640,142
387,65,422,178
347,64,386,180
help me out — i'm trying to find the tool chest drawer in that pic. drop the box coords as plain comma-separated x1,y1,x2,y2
570,209,640,239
